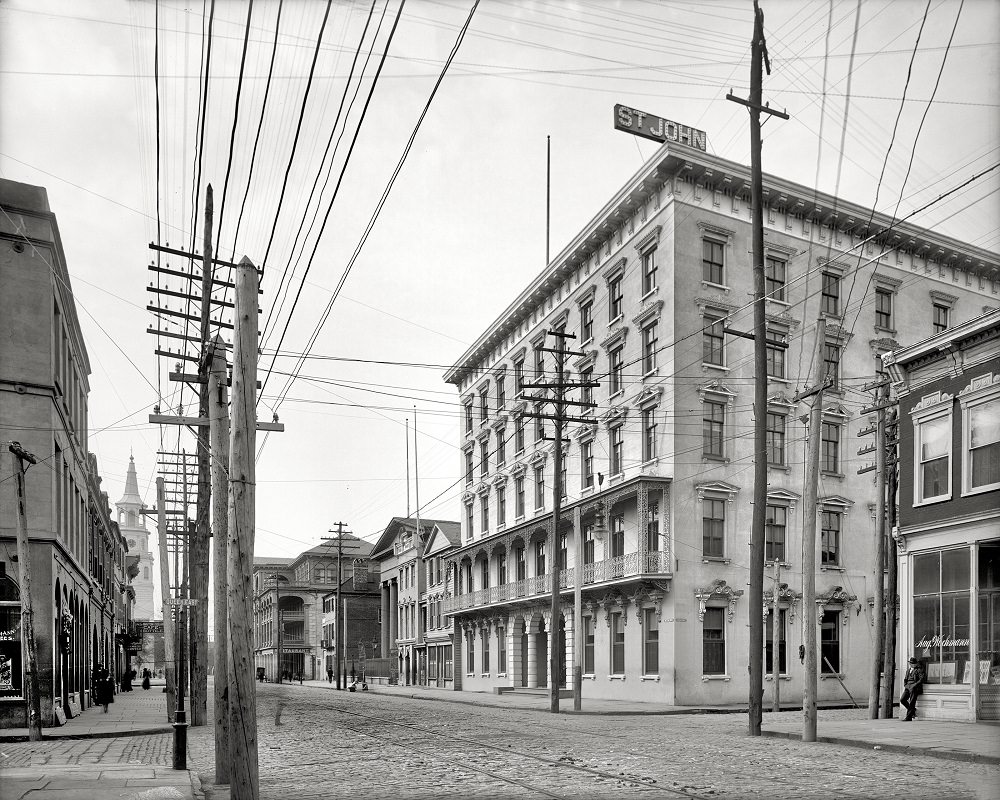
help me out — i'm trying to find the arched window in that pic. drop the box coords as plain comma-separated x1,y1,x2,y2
0,575,23,697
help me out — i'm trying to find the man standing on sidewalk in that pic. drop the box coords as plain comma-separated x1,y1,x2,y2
900,657,925,721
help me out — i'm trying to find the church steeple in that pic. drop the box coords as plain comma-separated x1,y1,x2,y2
118,454,144,508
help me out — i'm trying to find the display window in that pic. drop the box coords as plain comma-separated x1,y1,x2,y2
912,548,971,684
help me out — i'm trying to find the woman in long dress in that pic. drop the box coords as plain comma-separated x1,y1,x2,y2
93,664,113,713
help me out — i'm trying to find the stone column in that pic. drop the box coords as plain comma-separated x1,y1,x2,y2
380,583,391,655
527,627,537,688
388,579,398,646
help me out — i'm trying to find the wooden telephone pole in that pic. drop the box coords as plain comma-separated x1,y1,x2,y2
209,335,231,783
521,330,598,713
858,377,899,718
324,523,363,690
726,0,789,736
227,256,260,800
8,442,42,740
796,317,829,743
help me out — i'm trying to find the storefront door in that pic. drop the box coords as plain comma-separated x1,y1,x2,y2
977,542,1000,720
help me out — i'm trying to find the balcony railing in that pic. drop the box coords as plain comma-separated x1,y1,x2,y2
279,610,305,621
443,549,670,613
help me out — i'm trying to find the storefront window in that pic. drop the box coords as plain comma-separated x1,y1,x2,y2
0,576,22,698
913,548,971,684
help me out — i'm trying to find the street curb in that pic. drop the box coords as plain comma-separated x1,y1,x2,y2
760,729,1000,765
0,725,171,743
366,687,855,716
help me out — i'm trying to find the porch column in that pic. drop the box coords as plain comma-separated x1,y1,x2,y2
562,604,574,689
388,579,398,645
637,483,650,569
380,582,391,655
527,629,537,688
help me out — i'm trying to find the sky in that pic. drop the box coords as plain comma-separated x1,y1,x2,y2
2,0,998,572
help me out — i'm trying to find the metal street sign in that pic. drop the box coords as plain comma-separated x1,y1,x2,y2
614,104,707,151
164,598,199,606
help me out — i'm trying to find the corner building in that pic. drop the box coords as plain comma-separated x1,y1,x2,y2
443,141,999,705
1,179,131,726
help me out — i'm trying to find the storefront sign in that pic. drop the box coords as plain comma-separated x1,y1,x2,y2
916,635,971,648
614,105,707,151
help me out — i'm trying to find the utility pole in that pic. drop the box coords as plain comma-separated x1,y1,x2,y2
880,417,899,718
324,523,355,690
726,0,789,737
209,335,231,783
521,330,599,713
771,561,781,713
8,442,41,740
190,184,214,728
227,256,260,800
155,478,176,721
858,377,898,718
796,317,828,743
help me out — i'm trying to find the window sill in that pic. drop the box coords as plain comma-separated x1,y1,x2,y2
821,471,845,480
643,368,659,380
496,672,506,678
703,557,730,565
702,455,730,464
701,280,731,293
609,674,626,681
641,457,660,469
821,565,845,572
702,675,731,682
913,496,950,507
874,325,897,337
609,471,625,485
820,673,846,681
766,297,790,307
609,314,624,326
768,464,790,472
581,336,594,347
768,376,789,384
640,675,660,682
765,560,793,570
641,287,659,301
609,389,624,401
961,484,1000,498
702,363,730,372
481,673,490,678
580,486,595,496
583,673,597,681
764,675,792,682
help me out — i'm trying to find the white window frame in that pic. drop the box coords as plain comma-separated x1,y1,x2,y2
911,390,954,506
959,373,1000,496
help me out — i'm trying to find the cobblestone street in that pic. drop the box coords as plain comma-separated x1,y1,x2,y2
181,684,999,800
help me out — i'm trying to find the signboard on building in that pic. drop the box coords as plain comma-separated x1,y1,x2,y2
614,104,707,151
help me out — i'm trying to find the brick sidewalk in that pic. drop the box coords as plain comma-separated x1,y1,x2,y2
0,686,201,799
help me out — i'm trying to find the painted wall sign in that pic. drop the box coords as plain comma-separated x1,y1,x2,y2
916,635,971,648
614,105,707,151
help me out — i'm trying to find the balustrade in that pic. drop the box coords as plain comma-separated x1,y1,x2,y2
441,549,670,614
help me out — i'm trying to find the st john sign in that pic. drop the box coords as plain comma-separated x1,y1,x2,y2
614,105,707,151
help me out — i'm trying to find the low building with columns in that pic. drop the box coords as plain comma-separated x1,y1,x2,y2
442,138,999,704
371,517,459,686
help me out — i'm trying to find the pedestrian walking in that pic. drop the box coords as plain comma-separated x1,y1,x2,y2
141,668,151,690
327,667,333,683
93,664,114,713
900,656,925,721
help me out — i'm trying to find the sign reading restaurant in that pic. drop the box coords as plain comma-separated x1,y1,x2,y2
614,104,707,151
